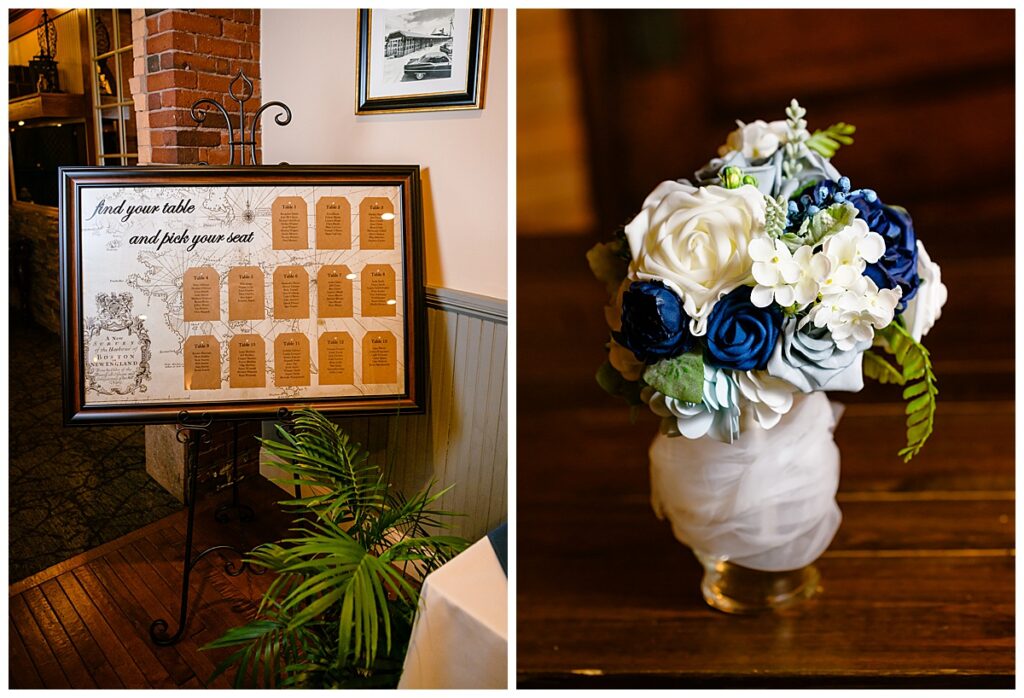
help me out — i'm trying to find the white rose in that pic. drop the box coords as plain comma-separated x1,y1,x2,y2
624,181,768,336
902,240,947,341
718,119,789,160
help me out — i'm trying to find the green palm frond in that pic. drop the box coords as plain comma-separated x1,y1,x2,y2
203,408,469,688
203,602,320,688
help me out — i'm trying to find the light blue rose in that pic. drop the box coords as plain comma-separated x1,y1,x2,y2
766,318,870,393
692,145,841,200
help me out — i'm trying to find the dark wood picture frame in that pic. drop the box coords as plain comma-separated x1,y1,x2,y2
355,9,489,114
59,165,427,425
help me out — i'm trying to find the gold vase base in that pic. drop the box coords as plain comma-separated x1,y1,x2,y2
697,555,820,615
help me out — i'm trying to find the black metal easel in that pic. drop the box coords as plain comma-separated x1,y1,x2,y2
148,71,292,646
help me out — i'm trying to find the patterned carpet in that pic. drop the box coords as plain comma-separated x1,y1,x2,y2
9,320,180,582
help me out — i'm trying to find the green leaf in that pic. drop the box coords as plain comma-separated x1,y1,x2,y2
863,351,905,386
902,381,928,399
806,122,856,158
595,360,643,406
642,351,704,403
586,239,630,296
870,322,938,462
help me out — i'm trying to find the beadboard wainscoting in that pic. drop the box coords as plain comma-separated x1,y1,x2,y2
261,287,507,541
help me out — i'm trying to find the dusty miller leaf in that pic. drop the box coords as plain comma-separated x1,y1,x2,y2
642,351,704,403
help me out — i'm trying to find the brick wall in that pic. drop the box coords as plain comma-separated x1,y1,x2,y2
128,9,265,496
130,8,261,166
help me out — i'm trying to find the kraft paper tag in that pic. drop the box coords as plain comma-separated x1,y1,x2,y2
229,334,266,388
184,335,221,390
228,266,265,321
359,197,395,250
272,196,309,250
318,332,354,385
362,331,397,384
317,265,354,318
273,266,310,319
316,196,351,250
274,333,310,387
183,267,220,322
361,264,397,317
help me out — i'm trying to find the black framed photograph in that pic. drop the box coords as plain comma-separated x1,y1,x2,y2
58,165,426,424
356,9,489,114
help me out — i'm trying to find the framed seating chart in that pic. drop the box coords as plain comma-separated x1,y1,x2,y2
59,165,426,424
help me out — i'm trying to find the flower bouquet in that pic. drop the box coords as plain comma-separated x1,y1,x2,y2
588,100,947,612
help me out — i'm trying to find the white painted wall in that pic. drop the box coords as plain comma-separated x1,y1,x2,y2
261,9,507,300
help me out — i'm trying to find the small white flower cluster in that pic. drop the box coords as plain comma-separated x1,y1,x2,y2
750,219,900,351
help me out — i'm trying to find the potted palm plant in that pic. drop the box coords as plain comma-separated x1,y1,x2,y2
203,409,467,688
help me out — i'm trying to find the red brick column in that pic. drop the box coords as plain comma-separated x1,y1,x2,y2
131,8,261,166
129,9,264,499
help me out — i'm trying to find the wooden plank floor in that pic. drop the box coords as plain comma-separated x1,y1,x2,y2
9,476,294,689
516,237,1015,688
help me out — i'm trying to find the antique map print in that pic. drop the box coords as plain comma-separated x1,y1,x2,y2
79,184,406,406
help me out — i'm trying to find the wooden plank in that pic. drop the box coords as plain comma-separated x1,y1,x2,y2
64,568,174,689
522,496,1013,555
20,586,97,688
9,608,46,688
518,403,1014,499
88,557,197,687
38,578,123,688
130,535,238,649
449,313,483,536
434,309,461,516
132,533,247,688
10,593,70,688
109,546,227,688
518,555,1013,686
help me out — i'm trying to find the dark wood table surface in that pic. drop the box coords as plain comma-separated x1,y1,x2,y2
516,237,1014,688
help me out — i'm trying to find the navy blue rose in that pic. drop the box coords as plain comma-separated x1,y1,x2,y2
849,191,920,312
614,281,694,362
704,286,782,371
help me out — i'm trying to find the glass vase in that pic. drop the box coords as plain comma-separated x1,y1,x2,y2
649,391,841,614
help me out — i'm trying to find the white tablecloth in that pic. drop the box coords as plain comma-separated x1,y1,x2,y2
398,536,508,688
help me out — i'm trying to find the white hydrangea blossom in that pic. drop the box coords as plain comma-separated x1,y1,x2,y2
806,275,902,351
749,238,830,309
818,219,885,298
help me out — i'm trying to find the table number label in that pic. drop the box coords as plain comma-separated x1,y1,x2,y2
228,266,265,321
274,333,310,387
183,267,220,321
361,264,397,317
273,266,310,319
316,196,351,249
318,332,354,385
184,335,221,390
317,265,354,318
229,334,266,388
362,331,397,384
272,196,309,250
359,197,395,250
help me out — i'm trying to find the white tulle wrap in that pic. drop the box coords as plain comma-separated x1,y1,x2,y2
649,391,842,572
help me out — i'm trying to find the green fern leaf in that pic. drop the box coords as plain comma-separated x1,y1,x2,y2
806,122,856,158
870,322,938,462
863,351,905,385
